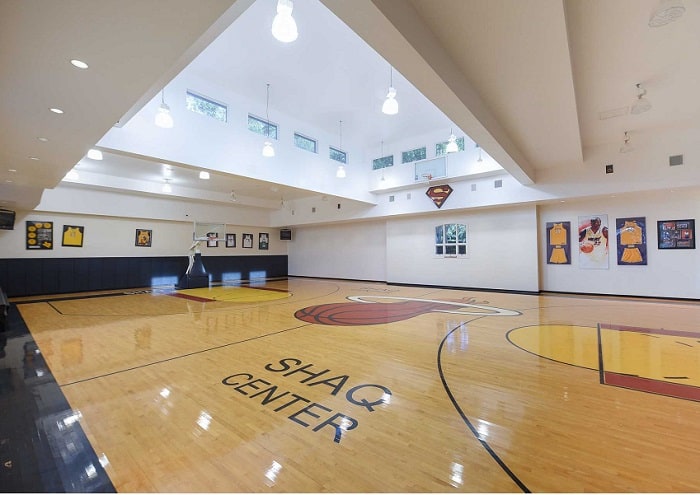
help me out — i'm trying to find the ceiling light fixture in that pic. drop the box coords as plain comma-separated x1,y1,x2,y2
446,129,458,153
382,67,398,115
262,83,275,157
50,107,64,114
336,120,346,178
155,89,174,128
630,83,652,115
619,131,633,153
70,59,88,69
476,143,483,162
199,171,210,180
230,190,237,202
87,148,103,160
271,0,298,43
162,178,172,193
65,169,80,181
649,0,685,27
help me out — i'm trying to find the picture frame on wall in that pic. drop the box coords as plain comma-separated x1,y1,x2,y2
242,233,253,248
545,221,571,264
657,219,695,249
206,232,218,248
259,232,269,250
226,233,236,248
135,229,152,247
26,220,53,250
616,217,647,265
578,214,609,269
62,225,84,247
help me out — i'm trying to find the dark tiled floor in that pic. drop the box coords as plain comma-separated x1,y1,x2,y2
0,303,115,493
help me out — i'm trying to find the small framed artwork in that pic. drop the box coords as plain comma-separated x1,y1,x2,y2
62,225,84,247
26,221,53,250
206,232,219,248
226,233,236,248
242,233,253,248
135,229,152,247
259,232,269,250
657,219,695,249
545,221,571,264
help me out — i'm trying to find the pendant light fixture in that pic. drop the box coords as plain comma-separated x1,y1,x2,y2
262,83,275,157
631,83,652,115
648,0,685,27
446,129,458,153
272,0,298,43
476,143,483,162
619,131,633,153
155,89,174,128
336,120,346,178
87,148,103,160
162,178,172,193
382,67,398,115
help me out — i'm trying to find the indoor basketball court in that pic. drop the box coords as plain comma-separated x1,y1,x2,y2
5,278,700,492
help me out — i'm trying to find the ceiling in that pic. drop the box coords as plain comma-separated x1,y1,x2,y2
1,0,698,213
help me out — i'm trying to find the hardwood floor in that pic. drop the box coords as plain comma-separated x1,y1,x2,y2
9,278,700,492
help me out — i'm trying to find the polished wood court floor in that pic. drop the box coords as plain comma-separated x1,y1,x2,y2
12,278,700,492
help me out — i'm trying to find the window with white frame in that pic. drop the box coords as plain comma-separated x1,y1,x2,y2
436,136,465,156
294,133,317,153
248,114,278,139
373,155,393,170
186,90,227,122
402,147,426,163
435,223,468,257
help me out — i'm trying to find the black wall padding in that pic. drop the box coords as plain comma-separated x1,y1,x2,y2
0,255,288,297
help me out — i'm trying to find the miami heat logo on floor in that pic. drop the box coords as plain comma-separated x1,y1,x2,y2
294,296,520,326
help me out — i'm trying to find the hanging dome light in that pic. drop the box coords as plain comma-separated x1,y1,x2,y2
336,164,346,178
262,83,275,157
630,83,652,115
272,0,298,43
155,89,174,128
87,148,103,160
382,67,398,115
262,140,275,157
446,130,458,153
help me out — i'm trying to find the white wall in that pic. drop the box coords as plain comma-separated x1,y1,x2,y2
288,205,540,292
539,187,700,299
0,211,286,259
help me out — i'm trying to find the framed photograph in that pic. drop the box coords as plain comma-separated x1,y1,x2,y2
616,217,647,265
259,232,269,250
242,233,253,249
62,225,84,247
226,233,236,248
26,221,53,250
546,221,571,264
135,229,152,247
657,219,695,249
206,232,218,248
578,215,609,270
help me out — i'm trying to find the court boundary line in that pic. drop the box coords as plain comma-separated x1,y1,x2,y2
437,321,530,493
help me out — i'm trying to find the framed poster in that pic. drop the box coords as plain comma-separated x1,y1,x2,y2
578,215,609,269
259,232,269,250
657,219,695,249
206,232,219,248
226,233,236,248
62,225,84,247
242,233,253,248
616,217,647,265
546,221,571,264
26,221,53,250
135,229,152,247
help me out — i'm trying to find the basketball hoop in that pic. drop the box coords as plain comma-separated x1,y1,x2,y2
422,173,433,181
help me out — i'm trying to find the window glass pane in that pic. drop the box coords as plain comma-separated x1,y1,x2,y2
402,147,426,163
445,224,457,243
457,224,466,243
373,155,394,170
329,147,347,163
458,245,467,255
186,91,227,122
248,114,278,139
435,225,444,244
435,137,465,156
435,246,444,255
445,245,457,255
294,133,317,153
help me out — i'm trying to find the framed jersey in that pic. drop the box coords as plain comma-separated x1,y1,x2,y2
616,217,647,265
546,221,571,264
62,225,84,247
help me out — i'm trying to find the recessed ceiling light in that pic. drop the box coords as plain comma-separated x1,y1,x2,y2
5,179,13,183
29,156,39,161
50,108,64,114
87,149,103,160
199,171,210,180
70,59,89,69
37,137,49,142
8,169,16,173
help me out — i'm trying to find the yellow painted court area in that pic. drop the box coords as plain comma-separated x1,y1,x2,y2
177,285,291,303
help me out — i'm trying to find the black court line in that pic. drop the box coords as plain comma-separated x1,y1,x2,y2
437,321,530,493
61,323,312,387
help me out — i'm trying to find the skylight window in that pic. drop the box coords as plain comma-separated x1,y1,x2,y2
294,133,317,153
248,114,278,139
186,90,227,122
329,146,347,164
